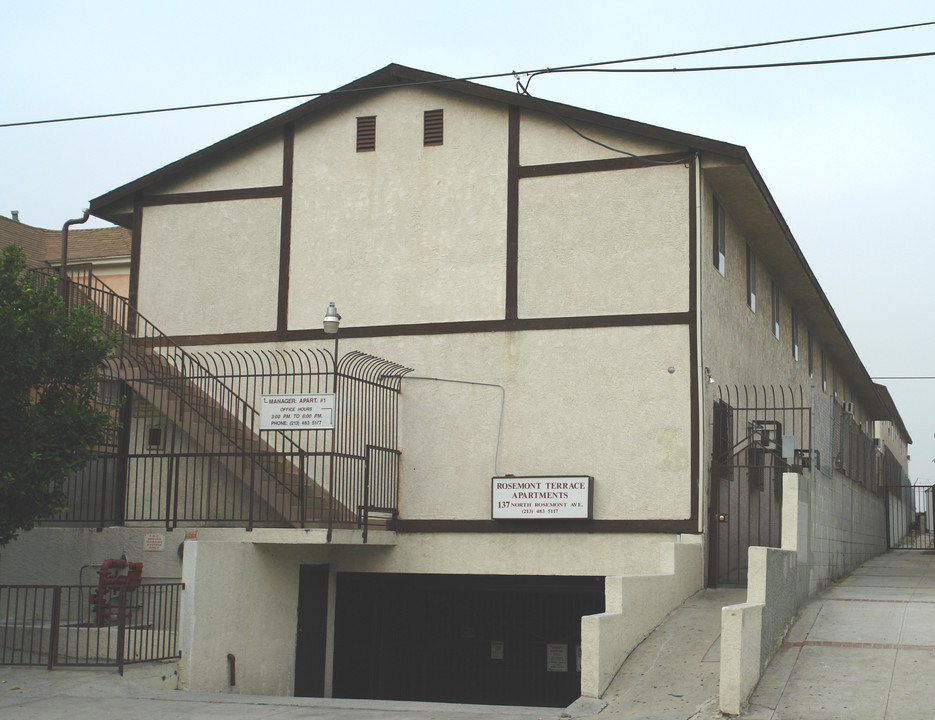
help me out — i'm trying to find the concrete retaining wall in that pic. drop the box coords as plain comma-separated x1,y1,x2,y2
720,471,886,715
581,540,703,698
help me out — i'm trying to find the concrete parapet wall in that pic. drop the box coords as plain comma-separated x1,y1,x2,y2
581,540,702,698
719,602,763,716
719,471,887,715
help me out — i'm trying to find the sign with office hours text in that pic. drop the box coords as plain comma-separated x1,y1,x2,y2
491,476,593,519
260,394,335,430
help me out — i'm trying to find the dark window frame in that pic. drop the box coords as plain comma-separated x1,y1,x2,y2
713,197,726,276
746,243,756,311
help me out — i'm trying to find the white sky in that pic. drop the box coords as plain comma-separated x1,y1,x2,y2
3,1,933,481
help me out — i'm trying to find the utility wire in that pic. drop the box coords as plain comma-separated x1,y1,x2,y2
2,20,934,129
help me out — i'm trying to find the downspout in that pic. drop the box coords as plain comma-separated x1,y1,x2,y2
60,209,91,289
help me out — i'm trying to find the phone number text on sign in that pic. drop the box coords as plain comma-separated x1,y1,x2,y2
260,394,335,430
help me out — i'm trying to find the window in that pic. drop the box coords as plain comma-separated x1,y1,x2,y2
745,243,756,311
423,109,444,146
807,328,813,377
791,309,799,360
713,198,725,275
356,116,376,152
821,349,827,392
771,281,780,339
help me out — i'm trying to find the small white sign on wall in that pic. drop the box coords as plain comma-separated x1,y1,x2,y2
546,643,568,672
260,394,335,431
143,533,165,551
491,476,593,519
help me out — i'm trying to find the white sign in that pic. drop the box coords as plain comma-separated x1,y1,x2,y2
260,394,335,430
491,476,592,519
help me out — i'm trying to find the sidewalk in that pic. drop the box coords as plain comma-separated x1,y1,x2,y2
3,552,932,720
740,550,935,719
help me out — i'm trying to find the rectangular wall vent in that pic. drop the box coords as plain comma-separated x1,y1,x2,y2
424,109,443,146
357,116,376,152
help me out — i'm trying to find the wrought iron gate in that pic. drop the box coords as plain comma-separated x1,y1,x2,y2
709,386,811,586
885,484,935,550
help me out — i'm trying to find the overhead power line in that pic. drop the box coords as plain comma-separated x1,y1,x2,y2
2,20,934,129
872,377,935,380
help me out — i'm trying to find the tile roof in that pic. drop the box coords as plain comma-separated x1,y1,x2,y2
0,214,129,268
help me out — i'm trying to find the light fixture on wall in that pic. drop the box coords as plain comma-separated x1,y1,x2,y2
704,367,716,384
323,302,341,334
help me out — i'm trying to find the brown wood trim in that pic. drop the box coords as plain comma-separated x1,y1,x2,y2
688,154,700,530
506,105,520,320
129,199,142,311
395,519,699,534
165,311,692,346
519,152,692,179
139,186,283,207
277,123,294,334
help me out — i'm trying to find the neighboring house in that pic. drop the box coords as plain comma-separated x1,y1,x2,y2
0,65,913,706
0,212,130,297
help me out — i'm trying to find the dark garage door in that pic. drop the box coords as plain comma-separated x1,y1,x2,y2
332,573,604,707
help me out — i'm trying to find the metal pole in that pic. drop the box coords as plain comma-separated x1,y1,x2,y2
327,334,338,542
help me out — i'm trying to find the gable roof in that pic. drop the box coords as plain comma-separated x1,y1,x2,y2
89,63,749,220
87,63,893,420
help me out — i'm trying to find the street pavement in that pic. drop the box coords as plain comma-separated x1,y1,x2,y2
2,550,932,719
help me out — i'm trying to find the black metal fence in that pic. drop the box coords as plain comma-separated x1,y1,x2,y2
885,482,935,550
710,386,811,586
32,269,412,537
0,583,183,672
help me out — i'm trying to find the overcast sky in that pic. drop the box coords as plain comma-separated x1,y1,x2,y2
3,1,933,481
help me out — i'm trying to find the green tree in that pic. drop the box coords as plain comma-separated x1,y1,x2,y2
0,245,119,546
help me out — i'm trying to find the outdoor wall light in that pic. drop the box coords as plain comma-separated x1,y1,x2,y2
323,302,341,334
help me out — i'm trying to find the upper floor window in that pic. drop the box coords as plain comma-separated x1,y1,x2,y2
791,309,799,360
745,243,756,311
424,109,444,146
771,281,780,339
713,198,726,276
821,348,827,392
356,116,376,152
807,328,813,377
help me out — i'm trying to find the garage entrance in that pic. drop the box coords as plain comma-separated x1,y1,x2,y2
332,573,604,707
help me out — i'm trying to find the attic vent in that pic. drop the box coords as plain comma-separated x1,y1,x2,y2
356,116,376,152
423,109,443,146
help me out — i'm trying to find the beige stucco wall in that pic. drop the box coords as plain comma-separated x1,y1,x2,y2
176,530,699,696
0,527,184,585
152,132,285,195
518,111,683,165
288,87,508,329
518,164,689,317
201,324,694,523
138,199,281,335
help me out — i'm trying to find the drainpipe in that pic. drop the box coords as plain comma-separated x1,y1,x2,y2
61,209,91,292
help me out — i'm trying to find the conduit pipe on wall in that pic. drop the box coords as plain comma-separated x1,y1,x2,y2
390,375,506,476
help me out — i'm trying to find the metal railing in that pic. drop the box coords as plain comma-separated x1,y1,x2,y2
0,583,183,673
32,269,412,537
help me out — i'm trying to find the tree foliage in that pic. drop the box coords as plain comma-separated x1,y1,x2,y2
0,245,119,546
